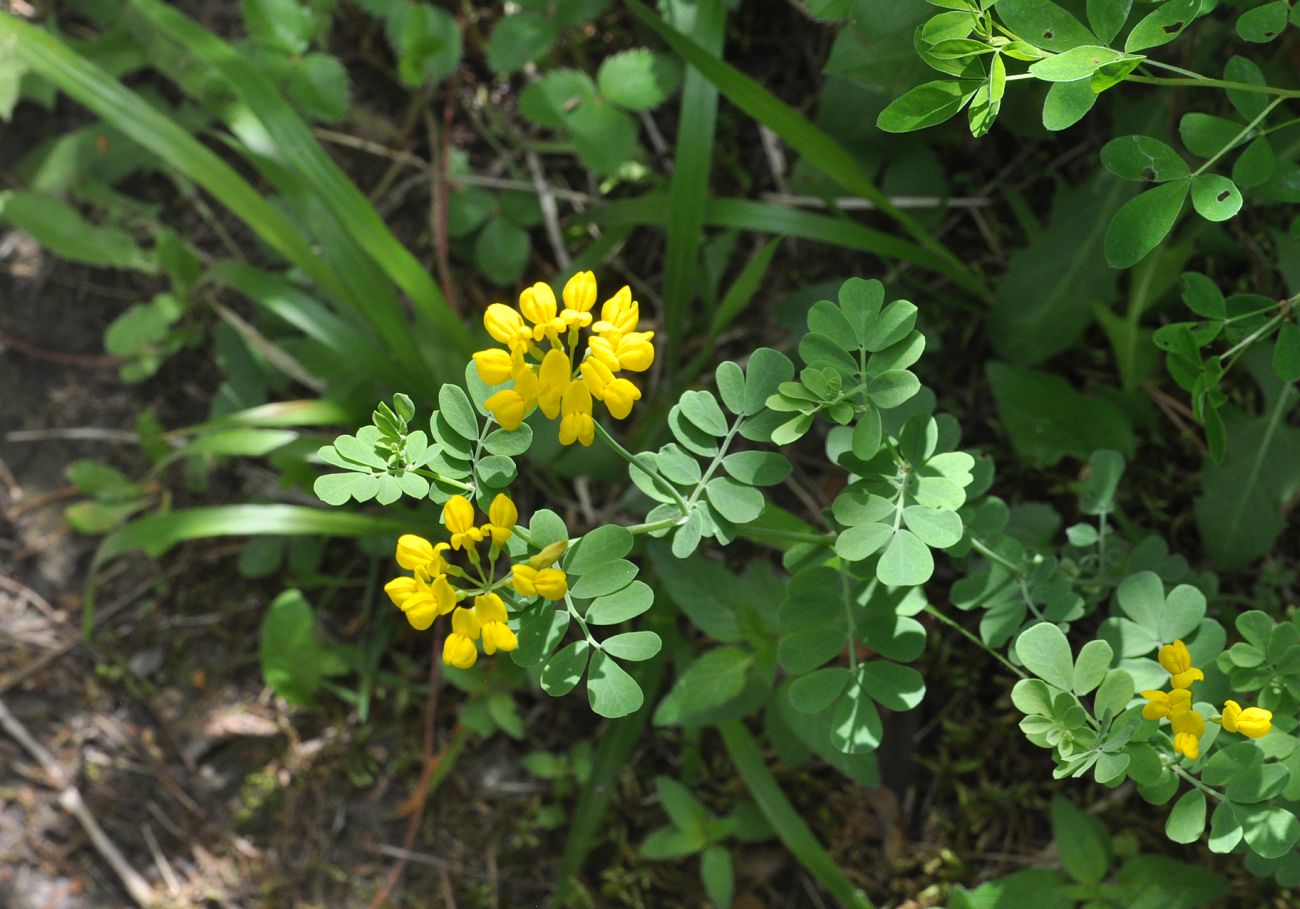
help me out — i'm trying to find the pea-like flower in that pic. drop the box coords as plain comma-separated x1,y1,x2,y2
443,606,482,669
1158,639,1205,690
1171,707,1205,761
512,564,569,600
480,493,517,547
472,272,654,445
1141,687,1191,720
443,495,484,550
559,381,595,447
1222,699,1273,738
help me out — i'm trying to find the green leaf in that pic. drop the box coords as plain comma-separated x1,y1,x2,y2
1051,794,1112,884
1180,113,1245,159
392,3,462,87
1115,571,1164,631
1042,79,1098,131
1195,399,1300,568
1166,788,1207,844
602,631,662,662
570,560,638,599
877,79,975,132
437,384,479,441
1093,669,1134,721
542,640,591,696
0,191,153,271
597,49,682,110
1124,0,1200,52
654,647,753,726
1190,174,1243,223
1072,639,1113,695
586,581,655,625
700,845,734,909
259,589,348,706
1274,322,1300,382
998,0,1098,51
474,216,530,285
830,674,883,753
587,651,644,718
744,347,795,416
486,11,559,74
788,667,852,713
1232,136,1276,189
705,477,765,524
244,0,314,54
902,506,963,549
1237,1,1290,42
679,389,729,435
722,451,790,486
520,69,597,128
568,98,639,175
1087,0,1132,44
513,607,570,667
567,525,634,574
1104,179,1188,269
987,362,1135,465
858,661,926,711
1015,623,1074,690
287,53,349,122
835,522,893,562
1078,449,1126,515
876,530,934,587
1101,136,1189,183
1239,805,1300,859
1028,46,1136,82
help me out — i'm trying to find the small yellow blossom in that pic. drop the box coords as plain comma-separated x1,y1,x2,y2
561,270,597,328
559,381,595,447
614,331,656,371
537,348,571,420
473,348,515,385
601,377,642,420
443,606,482,669
1222,699,1273,738
519,282,566,341
476,593,518,654
592,285,639,338
1158,640,1205,690
512,564,569,601
1141,688,1191,721
484,303,531,349
443,495,484,550
1170,707,1204,760
481,493,518,546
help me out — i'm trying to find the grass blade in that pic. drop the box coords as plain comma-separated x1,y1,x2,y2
718,720,874,909
0,14,351,306
125,0,474,358
661,0,726,365
624,0,987,300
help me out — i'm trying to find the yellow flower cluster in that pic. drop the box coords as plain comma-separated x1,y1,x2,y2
1141,639,1273,761
1142,640,1206,760
473,272,655,446
384,493,569,669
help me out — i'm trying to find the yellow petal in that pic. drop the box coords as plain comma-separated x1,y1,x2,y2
395,534,435,570
442,495,477,534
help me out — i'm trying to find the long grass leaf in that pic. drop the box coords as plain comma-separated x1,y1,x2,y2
624,0,987,300
0,15,352,305
661,0,726,364
85,505,413,632
124,0,474,357
718,721,875,909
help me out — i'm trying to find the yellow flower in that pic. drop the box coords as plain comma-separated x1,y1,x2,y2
443,606,481,669
1222,699,1272,738
520,282,566,341
614,331,655,372
473,348,515,385
592,285,639,338
1171,707,1205,760
1173,731,1201,761
537,348,571,420
512,564,569,600
1141,688,1191,720
561,270,597,328
530,540,568,569
475,593,517,654
443,495,484,551
601,377,642,420
484,389,528,430
482,493,517,546
1158,640,1204,690
484,303,531,349
400,575,457,630
395,534,447,573
586,335,622,372
558,381,595,447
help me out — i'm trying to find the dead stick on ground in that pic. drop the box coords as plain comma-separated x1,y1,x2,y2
368,624,446,909
0,698,156,907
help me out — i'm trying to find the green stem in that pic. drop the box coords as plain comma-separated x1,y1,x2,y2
737,525,835,546
923,604,1027,679
842,572,859,677
686,414,743,506
563,592,600,648
626,515,688,536
970,537,1023,575
1172,764,1224,802
1128,72,1300,99
1193,98,1283,177
593,421,692,515
412,468,474,492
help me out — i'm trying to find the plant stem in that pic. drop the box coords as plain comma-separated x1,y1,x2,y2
1172,764,1224,802
412,468,474,491
1194,98,1283,176
1128,72,1300,99
686,414,743,506
924,604,1027,678
593,421,692,515
970,537,1023,575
